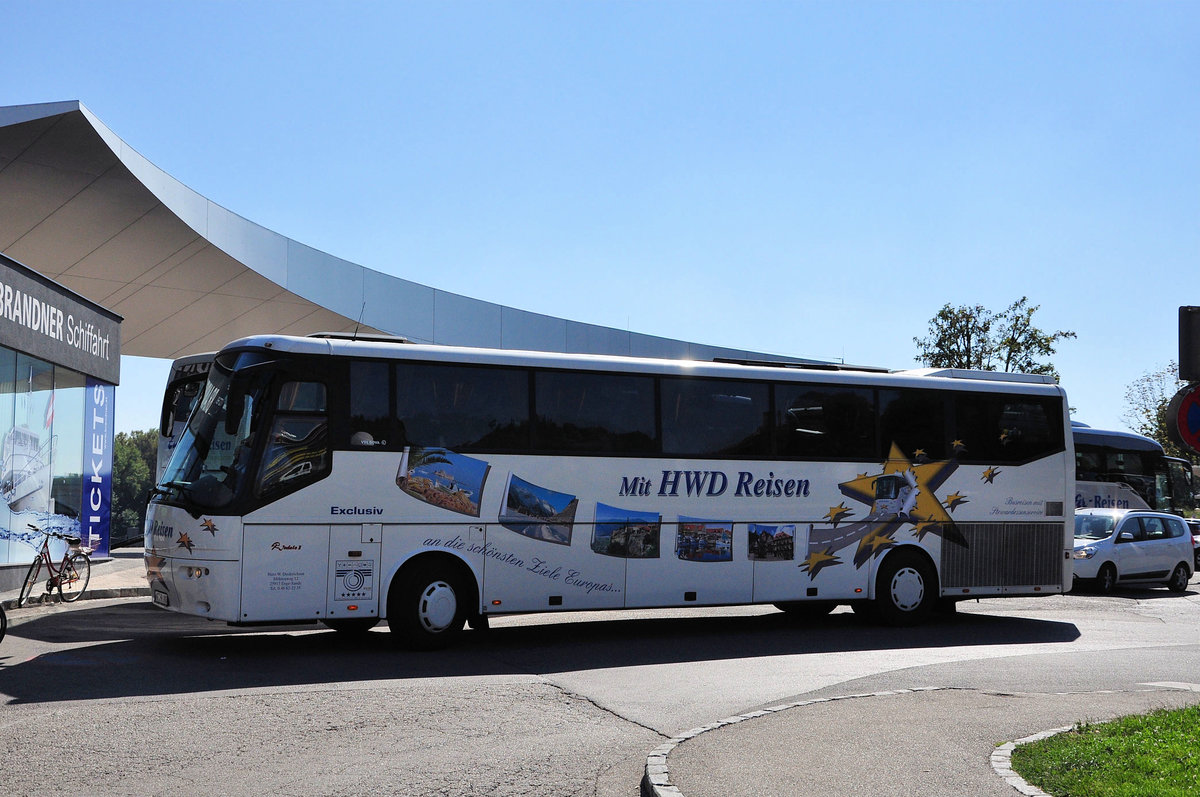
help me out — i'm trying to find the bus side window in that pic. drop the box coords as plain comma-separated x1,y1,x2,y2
256,380,330,499
349,361,395,448
774,385,875,459
661,378,769,457
535,371,655,454
397,363,530,452
879,389,947,460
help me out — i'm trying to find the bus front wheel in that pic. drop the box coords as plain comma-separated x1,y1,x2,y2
872,550,936,626
389,566,466,650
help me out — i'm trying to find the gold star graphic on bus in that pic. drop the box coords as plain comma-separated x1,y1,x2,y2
804,442,969,577
839,443,960,534
824,502,854,526
951,439,967,454
944,492,969,512
913,522,943,541
800,548,842,578
981,467,1001,484
853,527,896,567
145,555,166,582
176,533,195,554
200,518,218,536
837,472,877,508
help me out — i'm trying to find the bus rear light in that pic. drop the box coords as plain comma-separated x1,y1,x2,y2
347,605,359,611
854,588,862,594
492,600,502,606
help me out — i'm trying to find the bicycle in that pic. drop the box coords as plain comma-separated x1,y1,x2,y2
16,525,91,607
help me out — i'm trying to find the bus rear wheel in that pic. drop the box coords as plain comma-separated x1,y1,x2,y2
389,566,466,650
872,550,936,626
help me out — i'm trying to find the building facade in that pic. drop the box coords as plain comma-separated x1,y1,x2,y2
0,252,119,578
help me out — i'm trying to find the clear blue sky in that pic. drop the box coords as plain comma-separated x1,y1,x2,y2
4,1,1196,436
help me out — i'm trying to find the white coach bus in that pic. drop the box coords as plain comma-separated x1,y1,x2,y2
145,335,1073,647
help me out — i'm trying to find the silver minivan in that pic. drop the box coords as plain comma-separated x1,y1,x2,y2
1073,508,1193,592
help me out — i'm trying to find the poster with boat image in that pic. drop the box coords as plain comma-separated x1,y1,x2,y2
676,517,734,562
396,446,489,518
499,474,578,546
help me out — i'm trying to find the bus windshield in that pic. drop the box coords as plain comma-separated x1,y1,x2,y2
158,352,274,510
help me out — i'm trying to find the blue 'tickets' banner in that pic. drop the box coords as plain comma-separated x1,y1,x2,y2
82,378,114,557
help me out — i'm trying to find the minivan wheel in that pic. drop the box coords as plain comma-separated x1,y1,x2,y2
1166,563,1190,593
1096,562,1117,594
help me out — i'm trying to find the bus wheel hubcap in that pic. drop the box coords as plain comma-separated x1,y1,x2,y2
890,567,924,611
418,580,457,632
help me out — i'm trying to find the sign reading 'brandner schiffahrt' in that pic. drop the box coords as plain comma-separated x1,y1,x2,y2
0,253,121,384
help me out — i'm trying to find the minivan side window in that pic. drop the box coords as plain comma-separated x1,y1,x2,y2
1141,516,1168,541
1117,518,1145,542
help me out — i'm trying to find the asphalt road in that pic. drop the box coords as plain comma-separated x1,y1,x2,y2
1,580,1198,797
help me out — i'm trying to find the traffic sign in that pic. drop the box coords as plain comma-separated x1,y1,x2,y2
1167,382,1200,455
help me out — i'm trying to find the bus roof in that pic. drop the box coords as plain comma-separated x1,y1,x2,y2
216,334,1068,397
1071,422,1164,452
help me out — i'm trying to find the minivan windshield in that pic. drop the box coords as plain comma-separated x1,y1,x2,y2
1074,514,1117,540
157,351,274,510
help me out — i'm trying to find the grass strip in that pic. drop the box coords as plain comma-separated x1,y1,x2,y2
1010,704,1200,797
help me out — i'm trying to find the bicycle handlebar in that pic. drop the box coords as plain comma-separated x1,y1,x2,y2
25,524,83,544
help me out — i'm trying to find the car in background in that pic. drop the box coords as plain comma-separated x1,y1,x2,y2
1189,518,1200,570
1072,508,1193,593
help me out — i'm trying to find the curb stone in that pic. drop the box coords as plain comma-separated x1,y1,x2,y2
0,586,150,611
990,727,1072,797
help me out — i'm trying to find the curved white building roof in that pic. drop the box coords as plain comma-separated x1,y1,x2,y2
0,101,815,365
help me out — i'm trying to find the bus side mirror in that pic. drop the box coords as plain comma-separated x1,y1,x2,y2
160,389,175,437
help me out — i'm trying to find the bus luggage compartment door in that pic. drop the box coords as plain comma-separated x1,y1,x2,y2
240,524,330,622
326,525,381,620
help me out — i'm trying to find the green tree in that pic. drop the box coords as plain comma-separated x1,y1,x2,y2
1123,361,1192,460
914,297,1076,380
112,428,157,546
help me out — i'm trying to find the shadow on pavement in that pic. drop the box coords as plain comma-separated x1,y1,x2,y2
0,600,1081,705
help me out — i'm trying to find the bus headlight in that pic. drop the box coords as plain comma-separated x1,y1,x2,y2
1073,547,1097,560
184,566,210,579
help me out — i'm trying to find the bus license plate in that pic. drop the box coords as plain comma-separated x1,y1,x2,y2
152,590,170,607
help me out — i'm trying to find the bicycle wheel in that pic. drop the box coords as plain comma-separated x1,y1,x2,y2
57,552,91,602
16,558,42,608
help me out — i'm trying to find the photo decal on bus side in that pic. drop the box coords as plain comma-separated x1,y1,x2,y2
499,474,578,545
747,523,797,561
396,446,489,518
676,518,733,562
591,503,661,558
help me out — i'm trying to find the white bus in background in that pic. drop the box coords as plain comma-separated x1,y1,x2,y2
145,337,1074,648
157,353,214,482
1072,423,1195,515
